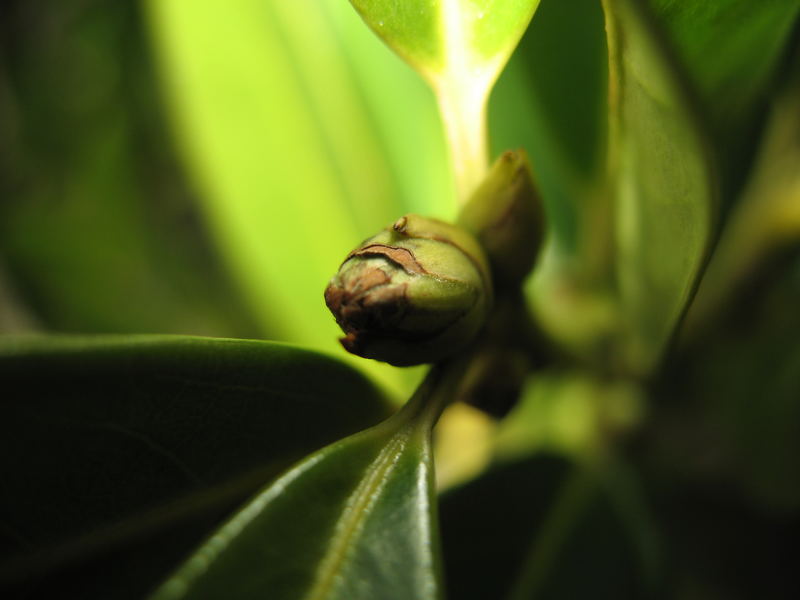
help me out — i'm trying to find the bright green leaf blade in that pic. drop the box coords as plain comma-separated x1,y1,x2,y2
144,0,431,396
326,4,455,222
0,335,392,598
151,385,442,600
349,0,541,198
602,0,717,374
349,0,540,78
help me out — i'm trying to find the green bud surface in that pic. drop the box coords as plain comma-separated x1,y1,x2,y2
325,215,492,366
457,149,544,287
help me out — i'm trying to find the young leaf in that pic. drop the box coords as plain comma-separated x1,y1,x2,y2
686,44,800,331
150,367,457,600
602,0,717,374
0,335,392,599
349,0,541,198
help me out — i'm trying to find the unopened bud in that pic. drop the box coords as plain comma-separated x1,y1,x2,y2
325,214,492,366
458,149,544,287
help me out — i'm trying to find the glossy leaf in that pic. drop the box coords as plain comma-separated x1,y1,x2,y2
151,368,452,600
0,335,392,598
602,0,716,374
349,0,540,78
349,0,541,198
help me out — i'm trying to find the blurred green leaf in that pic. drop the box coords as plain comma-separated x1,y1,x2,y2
491,0,608,253
602,0,717,374
650,0,800,197
657,248,800,511
439,455,653,600
145,0,445,395
325,5,454,222
151,370,446,600
0,2,253,338
687,42,800,330
0,335,392,599
487,0,620,366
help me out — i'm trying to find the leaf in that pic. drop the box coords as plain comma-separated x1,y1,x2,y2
349,0,542,197
649,0,800,191
490,0,609,253
150,368,452,600
602,0,717,374
686,42,800,331
349,0,540,79
0,335,392,599
0,4,254,338
659,249,800,510
438,455,654,599
145,0,441,396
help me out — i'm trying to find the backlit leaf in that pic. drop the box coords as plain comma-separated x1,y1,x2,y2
145,0,439,396
602,0,717,374
349,0,542,197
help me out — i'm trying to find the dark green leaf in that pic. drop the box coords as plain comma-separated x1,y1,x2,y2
0,335,392,598
687,42,800,331
602,0,717,374
439,455,653,600
650,0,800,196
658,247,800,511
150,368,450,600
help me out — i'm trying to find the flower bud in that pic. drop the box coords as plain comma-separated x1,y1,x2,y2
325,214,492,366
457,149,544,287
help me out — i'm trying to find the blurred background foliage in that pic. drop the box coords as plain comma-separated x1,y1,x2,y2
1,0,800,597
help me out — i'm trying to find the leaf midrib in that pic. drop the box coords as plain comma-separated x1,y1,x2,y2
304,424,414,600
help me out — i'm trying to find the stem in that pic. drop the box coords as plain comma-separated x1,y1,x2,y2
393,355,468,433
435,76,491,204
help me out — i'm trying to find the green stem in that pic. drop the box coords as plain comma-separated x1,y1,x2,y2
393,355,469,433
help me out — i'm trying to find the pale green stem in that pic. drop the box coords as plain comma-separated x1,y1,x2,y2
393,354,469,433
434,76,492,205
